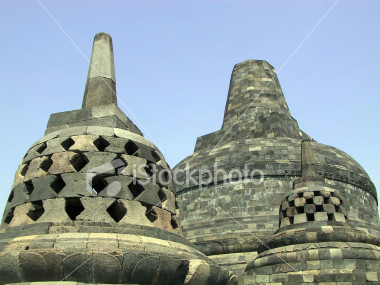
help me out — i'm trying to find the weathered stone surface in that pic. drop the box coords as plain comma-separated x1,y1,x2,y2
0,251,21,283
8,203,35,227
38,199,71,223
82,33,117,108
69,135,99,152
48,152,77,174
93,253,122,283
75,197,115,223
19,251,49,281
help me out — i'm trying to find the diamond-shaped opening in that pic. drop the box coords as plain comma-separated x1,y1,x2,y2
171,216,178,229
24,180,34,195
27,201,45,221
151,150,161,162
144,163,154,177
91,176,108,195
125,140,139,155
36,142,47,154
61,137,75,151
128,181,144,198
93,137,110,152
70,153,88,172
40,156,53,172
65,198,84,220
3,208,14,224
21,163,29,176
8,191,14,203
327,213,334,221
107,200,127,223
50,175,66,194
175,200,179,209
158,188,167,202
145,205,158,223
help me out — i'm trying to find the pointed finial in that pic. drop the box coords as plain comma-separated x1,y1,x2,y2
82,33,117,108
293,140,323,188
301,140,317,177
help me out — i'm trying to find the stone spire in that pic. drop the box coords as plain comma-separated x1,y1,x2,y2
82,32,117,108
222,60,293,132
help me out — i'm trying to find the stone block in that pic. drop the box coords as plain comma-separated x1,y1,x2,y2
69,135,99,152
285,206,297,217
59,173,92,197
93,253,122,283
87,126,115,137
118,200,152,227
19,251,49,281
322,204,336,214
0,251,21,283
29,176,60,202
314,212,328,221
38,198,71,223
304,204,316,214
280,217,291,228
281,201,290,210
313,196,324,205
76,197,115,223
119,155,149,179
8,203,35,227
135,183,161,206
45,137,66,155
79,152,118,174
293,213,307,224
366,272,379,282
102,176,134,199
56,126,88,137
49,151,80,174
23,156,49,181
69,108,93,123
184,259,211,285
7,183,30,209
302,191,314,199
121,252,159,284
328,197,341,206
62,252,94,282
103,136,128,153
295,197,306,207
47,111,71,127
332,212,346,222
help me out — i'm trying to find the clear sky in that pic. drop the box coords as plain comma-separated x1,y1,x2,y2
0,1,379,216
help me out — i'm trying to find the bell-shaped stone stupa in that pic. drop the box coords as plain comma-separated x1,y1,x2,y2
0,33,236,285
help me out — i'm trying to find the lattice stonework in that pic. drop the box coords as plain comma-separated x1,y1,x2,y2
2,127,179,233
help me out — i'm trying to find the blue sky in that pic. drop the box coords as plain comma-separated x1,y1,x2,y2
0,1,379,216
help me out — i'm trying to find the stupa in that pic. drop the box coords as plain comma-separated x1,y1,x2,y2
174,60,380,277
0,33,236,285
